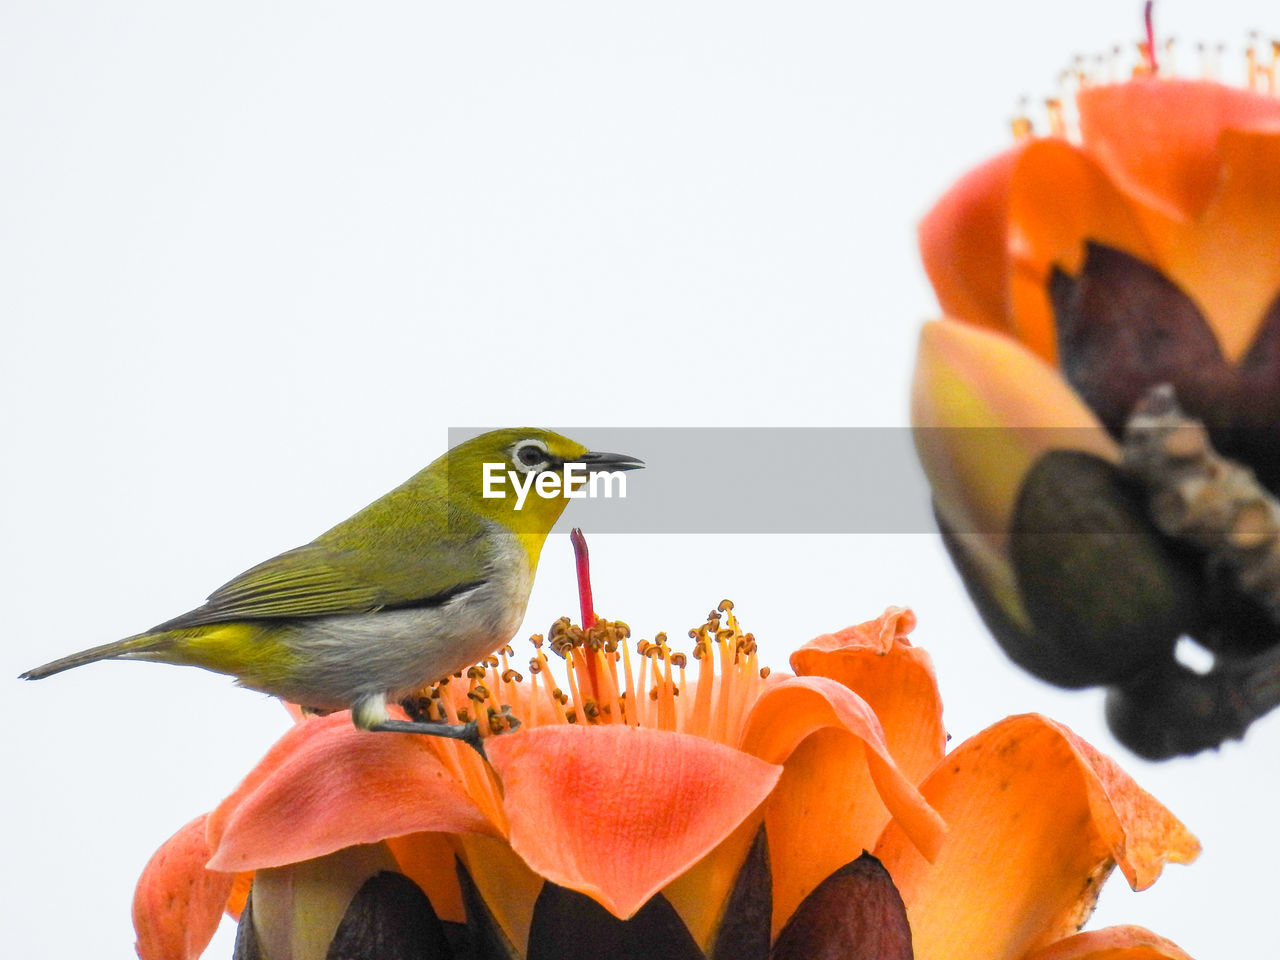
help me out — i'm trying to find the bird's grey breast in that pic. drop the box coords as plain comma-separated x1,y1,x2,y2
269,523,532,707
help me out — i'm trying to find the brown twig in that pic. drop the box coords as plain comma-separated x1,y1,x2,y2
1122,383,1280,623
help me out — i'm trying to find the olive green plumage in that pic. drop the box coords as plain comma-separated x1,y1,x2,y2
21,428,641,742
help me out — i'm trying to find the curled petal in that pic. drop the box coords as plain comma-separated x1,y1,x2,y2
790,607,945,786
133,815,234,960
207,713,501,872
1077,79,1280,221
874,715,1198,960
919,147,1020,334
739,675,944,938
486,725,781,920
739,676,943,860
1062,730,1200,890
1023,925,1193,960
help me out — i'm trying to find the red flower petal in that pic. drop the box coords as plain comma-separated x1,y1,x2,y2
133,815,233,960
790,607,945,787
1077,78,1280,221
207,713,501,872
918,146,1021,335
486,725,781,920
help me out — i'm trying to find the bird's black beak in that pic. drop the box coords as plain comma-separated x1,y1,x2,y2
574,450,645,473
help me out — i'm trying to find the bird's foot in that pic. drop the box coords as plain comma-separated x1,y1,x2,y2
370,706,521,760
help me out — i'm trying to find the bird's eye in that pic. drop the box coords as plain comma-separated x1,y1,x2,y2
513,440,549,472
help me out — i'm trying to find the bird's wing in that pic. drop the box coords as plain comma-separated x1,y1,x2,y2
151,524,492,631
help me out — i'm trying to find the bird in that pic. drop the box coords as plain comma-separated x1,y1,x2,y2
21,428,642,750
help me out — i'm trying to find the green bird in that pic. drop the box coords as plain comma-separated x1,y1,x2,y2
21,428,642,748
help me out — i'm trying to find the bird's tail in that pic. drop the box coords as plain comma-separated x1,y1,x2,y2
19,633,173,680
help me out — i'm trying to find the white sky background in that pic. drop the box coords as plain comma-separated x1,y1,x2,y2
2,2,1275,957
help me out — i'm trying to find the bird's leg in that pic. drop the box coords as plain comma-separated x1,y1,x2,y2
352,694,518,759
368,717,489,756
370,710,522,759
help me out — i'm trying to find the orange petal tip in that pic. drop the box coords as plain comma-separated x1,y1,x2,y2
1024,925,1194,960
133,815,234,960
875,715,1197,960
789,608,945,791
919,146,1023,331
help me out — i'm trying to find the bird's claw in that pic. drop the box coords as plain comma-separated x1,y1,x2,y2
370,705,521,760
490,704,521,734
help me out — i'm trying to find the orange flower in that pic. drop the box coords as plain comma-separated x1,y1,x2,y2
133,607,1198,960
911,51,1280,758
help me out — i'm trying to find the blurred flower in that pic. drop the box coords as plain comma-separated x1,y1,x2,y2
912,38,1280,757
133,608,1197,960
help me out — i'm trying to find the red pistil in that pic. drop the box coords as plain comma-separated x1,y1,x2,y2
570,527,596,630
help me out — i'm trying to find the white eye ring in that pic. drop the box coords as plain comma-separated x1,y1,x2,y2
510,439,551,475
